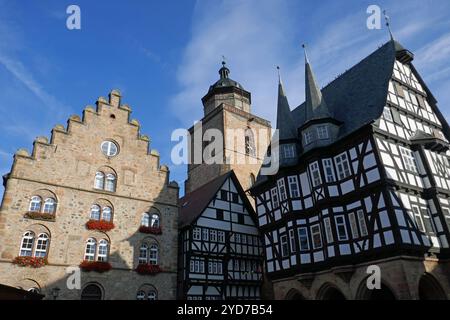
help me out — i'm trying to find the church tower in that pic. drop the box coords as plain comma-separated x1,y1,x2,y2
184,61,271,195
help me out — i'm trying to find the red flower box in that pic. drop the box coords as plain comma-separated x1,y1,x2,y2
79,260,112,273
86,220,115,231
138,226,162,235
136,264,162,275
12,256,48,268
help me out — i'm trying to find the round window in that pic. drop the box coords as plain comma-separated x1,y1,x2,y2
101,141,118,157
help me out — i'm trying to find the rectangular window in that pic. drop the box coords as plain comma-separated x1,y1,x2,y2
218,231,225,243
443,208,450,233
349,212,359,239
288,176,300,198
383,106,393,121
317,125,329,139
278,179,287,201
335,152,351,180
193,228,201,240
289,229,296,253
220,190,228,201
411,205,425,232
322,159,336,183
324,217,334,243
399,147,418,173
190,260,195,273
394,82,405,98
304,131,314,145
231,193,239,203
310,162,322,187
235,233,241,243
216,209,224,220
283,144,295,159
357,210,368,236
335,216,348,241
280,235,289,257
271,187,280,208
311,224,323,249
202,228,209,241
210,230,217,242
298,228,309,251
421,208,435,234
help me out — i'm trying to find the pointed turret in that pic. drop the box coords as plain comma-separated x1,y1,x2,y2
303,44,331,121
276,67,297,141
300,45,342,153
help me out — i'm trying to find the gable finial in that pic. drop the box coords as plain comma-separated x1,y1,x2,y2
219,55,229,79
383,10,394,41
276,66,282,84
302,44,310,64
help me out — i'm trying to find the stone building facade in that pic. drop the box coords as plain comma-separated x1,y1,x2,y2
0,90,179,300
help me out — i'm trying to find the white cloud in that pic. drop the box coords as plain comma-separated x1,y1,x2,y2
170,0,297,126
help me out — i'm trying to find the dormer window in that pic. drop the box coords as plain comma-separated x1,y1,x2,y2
282,144,295,159
317,125,329,140
304,131,314,145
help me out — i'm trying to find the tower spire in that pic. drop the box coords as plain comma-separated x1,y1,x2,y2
303,44,330,121
276,66,296,141
383,10,394,41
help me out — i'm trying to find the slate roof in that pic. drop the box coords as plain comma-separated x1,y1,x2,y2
292,40,398,141
178,170,256,229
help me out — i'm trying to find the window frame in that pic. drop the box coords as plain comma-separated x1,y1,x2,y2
335,215,348,241
335,152,351,180
101,140,119,157
298,227,309,251
309,161,322,187
316,125,329,140
310,224,323,249
322,159,336,183
288,176,300,198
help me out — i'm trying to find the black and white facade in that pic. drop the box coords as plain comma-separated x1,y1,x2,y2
178,171,263,300
250,39,450,297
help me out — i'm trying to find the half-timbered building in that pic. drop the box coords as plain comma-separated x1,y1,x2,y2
250,38,450,300
178,171,263,300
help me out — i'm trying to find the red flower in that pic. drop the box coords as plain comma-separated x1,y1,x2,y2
12,256,48,268
79,260,112,273
138,226,162,235
85,220,115,231
136,264,162,275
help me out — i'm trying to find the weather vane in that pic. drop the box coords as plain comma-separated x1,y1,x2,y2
222,55,226,66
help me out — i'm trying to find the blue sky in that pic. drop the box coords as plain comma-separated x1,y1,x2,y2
1,0,450,196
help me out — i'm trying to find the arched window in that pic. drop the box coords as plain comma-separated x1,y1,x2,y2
90,205,101,220
29,196,42,212
34,234,49,258
102,207,112,222
81,284,102,300
141,213,150,227
94,172,105,189
138,244,148,264
43,198,56,214
97,239,109,262
105,174,116,192
151,214,160,228
148,290,157,300
136,290,146,300
149,244,158,265
245,128,256,157
84,238,96,261
20,231,35,257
